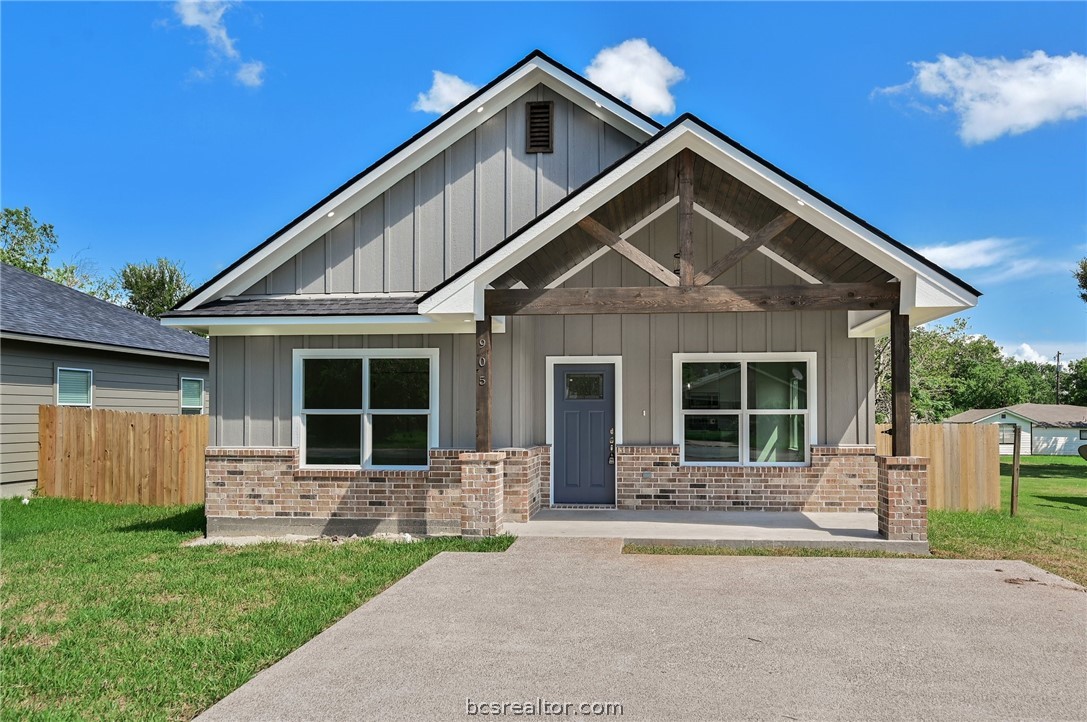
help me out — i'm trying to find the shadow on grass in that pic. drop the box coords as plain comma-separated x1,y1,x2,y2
1000,463,1087,480
1034,495,1087,509
120,506,206,535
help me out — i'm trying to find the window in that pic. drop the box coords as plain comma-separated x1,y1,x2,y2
999,424,1018,445
525,101,554,153
673,353,814,466
56,368,92,407
180,378,204,415
294,350,438,469
1079,430,1087,441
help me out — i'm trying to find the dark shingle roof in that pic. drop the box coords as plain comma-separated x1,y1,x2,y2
946,404,1087,428
0,263,209,359
161,296,421,317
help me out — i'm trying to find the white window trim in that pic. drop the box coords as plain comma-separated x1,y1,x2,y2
672,352,817,467
292,348,439,471
56,367,93,408
180,377,205,414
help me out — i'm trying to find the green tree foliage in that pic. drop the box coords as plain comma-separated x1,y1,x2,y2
1,206,57,275
1076,258,1087,303
875,318,1070,422
1,206,123,302
119,258,194,319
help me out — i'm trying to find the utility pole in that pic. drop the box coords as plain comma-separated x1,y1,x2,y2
1056,351,1062,404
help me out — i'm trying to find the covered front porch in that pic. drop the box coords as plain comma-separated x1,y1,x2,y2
505,508,927,554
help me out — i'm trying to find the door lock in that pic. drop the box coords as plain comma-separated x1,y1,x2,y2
608,426,615,465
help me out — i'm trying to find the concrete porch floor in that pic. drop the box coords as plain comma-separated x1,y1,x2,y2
504,509,928,554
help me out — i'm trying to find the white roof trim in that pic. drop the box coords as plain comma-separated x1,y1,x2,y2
161,314,480,338
419,119,979,320
179,57,657,312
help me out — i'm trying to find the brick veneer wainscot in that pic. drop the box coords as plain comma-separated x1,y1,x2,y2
877,455,929,541
615,445,878,512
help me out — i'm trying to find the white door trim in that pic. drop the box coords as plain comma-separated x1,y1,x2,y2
545,355,623,506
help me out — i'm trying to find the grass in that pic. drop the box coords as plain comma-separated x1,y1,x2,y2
0,499,512,721
627,455,1087,586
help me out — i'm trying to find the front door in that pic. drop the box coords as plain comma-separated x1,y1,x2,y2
553,364,616,505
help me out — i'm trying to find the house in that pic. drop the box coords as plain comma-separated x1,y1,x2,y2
162,51,979,544
946,403,1087,456
0,262,209,497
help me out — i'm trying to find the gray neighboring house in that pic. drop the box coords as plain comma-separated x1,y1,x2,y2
946,403,1087,456
163,50,980,542
0,262,209,497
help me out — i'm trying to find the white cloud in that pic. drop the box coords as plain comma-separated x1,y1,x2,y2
235,60,265,88
916,237,1017,270
917,237,1073,284
413,71,478,114
1007,342,1049,364
876,51,1087,144
172,1,265,87
585,39,684,116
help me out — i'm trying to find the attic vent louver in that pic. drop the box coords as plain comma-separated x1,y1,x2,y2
525,101,554,153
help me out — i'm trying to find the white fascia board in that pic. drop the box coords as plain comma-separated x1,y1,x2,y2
422,119,979,320
161,314,480,337
180,60,656,311
420,131,692,316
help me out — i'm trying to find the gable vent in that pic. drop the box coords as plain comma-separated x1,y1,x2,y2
525,101,554,154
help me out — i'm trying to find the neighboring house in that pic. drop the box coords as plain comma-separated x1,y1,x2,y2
162,51,979,543
0,263,209,497
946,404,1087,456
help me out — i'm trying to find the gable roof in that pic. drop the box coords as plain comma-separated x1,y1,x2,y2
174,50,662,312
417,114,981,329
946,404,1087,428
1,263,209,360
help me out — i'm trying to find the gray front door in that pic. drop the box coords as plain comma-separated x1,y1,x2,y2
553,364,615,505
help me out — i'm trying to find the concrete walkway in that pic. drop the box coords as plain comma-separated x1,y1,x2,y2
505,509,926,553
198,538,1087,721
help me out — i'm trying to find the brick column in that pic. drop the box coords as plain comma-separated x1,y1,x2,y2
459,452,505,537
877,456,928,541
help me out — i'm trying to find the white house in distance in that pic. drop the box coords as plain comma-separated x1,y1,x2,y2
945,403,1087,456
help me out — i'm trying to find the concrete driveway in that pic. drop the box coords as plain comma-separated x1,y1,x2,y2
199,538,1087,721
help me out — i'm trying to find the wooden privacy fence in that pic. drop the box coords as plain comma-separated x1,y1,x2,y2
38,405,207,505
876,423,1000,511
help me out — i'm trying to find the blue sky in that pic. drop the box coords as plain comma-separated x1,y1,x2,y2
3,2,1085,360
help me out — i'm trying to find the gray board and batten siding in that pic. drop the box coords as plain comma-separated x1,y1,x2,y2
209,206,875,452
240,84,640,297
0,339,209,496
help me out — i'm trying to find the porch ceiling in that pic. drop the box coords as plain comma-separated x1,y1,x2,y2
490,151,893,290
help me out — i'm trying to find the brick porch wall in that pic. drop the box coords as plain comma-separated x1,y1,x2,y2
615,445,878,512
877,456,929,541
500,446,550,522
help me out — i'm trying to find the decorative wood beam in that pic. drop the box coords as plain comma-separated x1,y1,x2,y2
577,217,680,287
694,211,798,286
475,318,492,452
485,283,899,316
678,149,695,285
890,311,911,456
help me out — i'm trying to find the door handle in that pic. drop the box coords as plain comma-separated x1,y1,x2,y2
608,427,615,465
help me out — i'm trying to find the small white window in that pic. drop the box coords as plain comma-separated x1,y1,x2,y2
181,378,205,415
57,368,93,407
673,353,815,466
1079,429,1087,441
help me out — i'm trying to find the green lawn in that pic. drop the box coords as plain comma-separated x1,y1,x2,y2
929,454,1086,585
0,499,512,721
628,455,1087,586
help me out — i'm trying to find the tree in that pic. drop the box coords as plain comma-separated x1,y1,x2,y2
1,206,57,275
119,258,193,318
1076,258,1087,303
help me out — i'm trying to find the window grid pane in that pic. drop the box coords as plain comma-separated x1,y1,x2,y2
181,379,203,408
58,369,91,406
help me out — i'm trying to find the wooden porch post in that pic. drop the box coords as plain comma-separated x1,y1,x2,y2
475,317,492,452
677,149,695,286
890,311,911,456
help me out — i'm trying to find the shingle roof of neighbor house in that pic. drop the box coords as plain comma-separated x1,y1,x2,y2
945,404,1087,428
0,262,209,359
